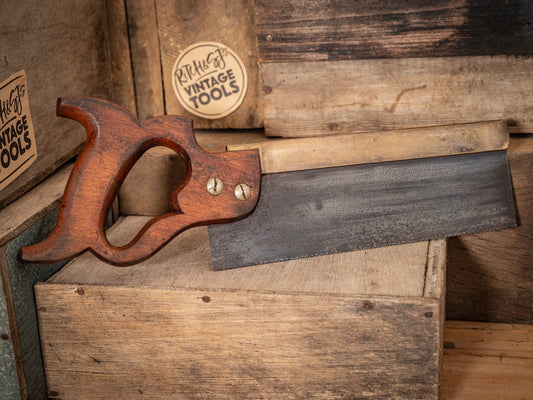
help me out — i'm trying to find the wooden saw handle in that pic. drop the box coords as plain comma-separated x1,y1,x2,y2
21,98,261,266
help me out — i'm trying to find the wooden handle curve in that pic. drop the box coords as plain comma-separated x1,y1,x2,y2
21,98,261,266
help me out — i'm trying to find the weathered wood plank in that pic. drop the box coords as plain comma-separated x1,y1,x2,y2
155,0,263,129
0,0,112,207
209,151,515,269
229,121,509,174
255,0,533,63
106,0,137,115
441,321,533,400
50,216,433,299
36,283,441,399
125,0,165,121
446,136,533,323
261,55,533,137
0,164,72,399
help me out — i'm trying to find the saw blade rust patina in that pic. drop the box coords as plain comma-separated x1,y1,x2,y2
208,150,516,269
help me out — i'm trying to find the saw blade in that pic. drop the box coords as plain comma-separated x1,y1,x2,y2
208,150,516,270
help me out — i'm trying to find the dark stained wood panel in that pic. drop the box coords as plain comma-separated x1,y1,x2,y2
209,151,516,270
255,0,533,62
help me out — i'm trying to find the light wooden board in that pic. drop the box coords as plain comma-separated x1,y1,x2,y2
125,0,165,121
49,216,441,299
261,55,533,137
155,0,264,129
229,120,508,174
36,283,442,399
441,321,533,400
447,135,533,323
255,0,533,63
0,0,113,207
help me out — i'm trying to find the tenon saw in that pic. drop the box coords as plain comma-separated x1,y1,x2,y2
21,98,516,269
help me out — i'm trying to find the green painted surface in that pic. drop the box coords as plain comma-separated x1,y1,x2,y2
0,272,20,399
2,209,65,400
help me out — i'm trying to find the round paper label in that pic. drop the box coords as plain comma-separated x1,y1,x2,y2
171,42,248,119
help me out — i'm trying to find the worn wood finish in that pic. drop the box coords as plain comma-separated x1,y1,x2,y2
35,216,446,399
261,55,533,137
441,321,533,400
229,121,509,174
120,130,267,216
20,98,261,266
155,0,263,129
209,151,515,269
0,164,71,400
0,0,113,208
106,0,137,115
125,0,165,121
255,0,533,63
447,136,533,323
50,216,437,298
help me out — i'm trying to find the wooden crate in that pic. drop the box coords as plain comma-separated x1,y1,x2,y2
0,164,71,399
35,216,446,399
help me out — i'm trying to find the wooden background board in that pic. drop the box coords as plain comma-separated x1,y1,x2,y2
255,0,533,62
446,136,533,323
154,0,263,129
0,0,124,208
260,56,533,137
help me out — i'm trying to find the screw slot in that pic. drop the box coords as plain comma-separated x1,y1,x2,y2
207,177,223,196
235,183,251,200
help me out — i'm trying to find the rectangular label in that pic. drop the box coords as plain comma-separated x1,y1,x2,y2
0,71,37,191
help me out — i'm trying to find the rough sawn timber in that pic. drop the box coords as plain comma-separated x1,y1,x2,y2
261,55,533,137
36,216,446,399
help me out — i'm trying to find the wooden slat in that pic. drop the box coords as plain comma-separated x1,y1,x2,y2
36,283,441,399
228,121,508,174
209,151,515,269
261,55,533,137
155,0,264,129
125,0,165,120
255,0,533,63
0,0,112,207
105,0,137,114
49,216,433,298
441,321,533,400
447,135,533,323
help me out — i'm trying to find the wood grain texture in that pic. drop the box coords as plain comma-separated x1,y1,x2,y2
50,216,437,298
446,136,533,323
255,0,533,63
209,151,515,269
0,0,113,207
36,284,441,399
106,0,137,114
37,216,445,399
229,121,509,174
20,98,261,266
125,0,165,121
155,0,264,129
441,321,533,400
120,130,267,216
261,55,533,137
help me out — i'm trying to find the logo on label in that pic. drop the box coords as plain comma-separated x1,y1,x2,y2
171,42,247,119
0,71,37,191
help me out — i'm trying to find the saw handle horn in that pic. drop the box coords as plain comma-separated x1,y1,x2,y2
21,98,261,266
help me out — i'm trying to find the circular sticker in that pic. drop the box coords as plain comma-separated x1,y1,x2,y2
171,42,247,119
